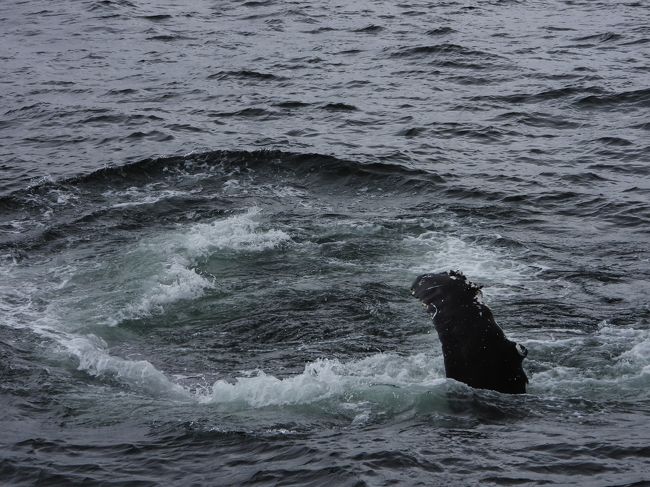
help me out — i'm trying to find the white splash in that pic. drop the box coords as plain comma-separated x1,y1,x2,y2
0,207,295,398
62,334,189,398
104,187,198,208
527,322,650,396
199,353,445,407
112,207,289,322
403,231,534,293
113,259,214,322
175,207,290,258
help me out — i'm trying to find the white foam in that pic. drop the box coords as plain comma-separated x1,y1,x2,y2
0,263,38,330
403,231,533,292
114,259,214,322
528,322,650,396
625,339,650,363
104,187,197,209
611,326,650,378
50,188,79,205
3,208,289,332
112,207,289,322
221,176,307,200
0,207,293,398
0,262,192,397
199,353,444,408
51,329,447,408
175,208,290,258
61,334,189,398
20,186,80,220
222,179,242,192
314,219,384,235
265,184,307,199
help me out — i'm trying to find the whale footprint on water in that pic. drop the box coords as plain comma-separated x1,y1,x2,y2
411,270,528,394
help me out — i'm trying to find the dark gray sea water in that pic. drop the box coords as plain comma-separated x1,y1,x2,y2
1,0,650,485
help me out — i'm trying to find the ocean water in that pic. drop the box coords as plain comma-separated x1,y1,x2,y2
1,0,649,485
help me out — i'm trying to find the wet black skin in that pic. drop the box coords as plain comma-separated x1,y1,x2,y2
411,271,528,394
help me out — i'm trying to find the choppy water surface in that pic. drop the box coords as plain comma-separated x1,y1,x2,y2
1,1,649,485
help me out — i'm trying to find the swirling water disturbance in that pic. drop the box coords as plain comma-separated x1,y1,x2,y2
1,1,649,486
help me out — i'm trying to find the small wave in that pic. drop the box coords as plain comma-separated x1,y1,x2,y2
572,32,623,43
426,27,455,36
207,70,285,81
593,136,633,146
212,107,275,118
353,25,384,33
62,334,189,397
403,232,534,292
146,34,189,42
621,38,650,46
5,207,290,331
242,0,274,6
115,259,214,322
527,323,650,398
492,111,582,129
164,123,206,133
305,26,338,34
81,112,165,125
103,187,200,209
50,345,449,421
139,14,172,21
390,43,496,59
321,102,358,112
199,353,445,408
1,150,438,208
0,208,294,395
478,86,605,105
176,207,290,258
110,208,289,322
396,127,426,137
0,263,190,398
125,130,173,141
575,88,650,109
274,100,311,109
431,123,514,142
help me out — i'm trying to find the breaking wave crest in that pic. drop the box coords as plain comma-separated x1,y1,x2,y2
58,320,650,412
200,353,445,408
403,231,536,294
61,334,190,398
528,322,650,399
114,259,214,323
112,207,289,323
176,207,290,257
0,207,292,396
